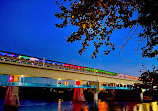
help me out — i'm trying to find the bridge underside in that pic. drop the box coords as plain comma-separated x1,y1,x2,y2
0,82,96,89
0,82,132,90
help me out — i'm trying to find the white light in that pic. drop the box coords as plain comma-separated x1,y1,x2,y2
21,75,24,77
87,27,94,35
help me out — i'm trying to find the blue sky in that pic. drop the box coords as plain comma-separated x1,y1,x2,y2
0,0,157,77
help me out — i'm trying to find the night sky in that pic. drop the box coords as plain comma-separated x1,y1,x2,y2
0,0,157,77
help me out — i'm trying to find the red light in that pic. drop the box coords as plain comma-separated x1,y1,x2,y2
76,81,80,85
9,75,13,82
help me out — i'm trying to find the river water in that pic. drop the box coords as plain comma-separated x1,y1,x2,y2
2,99,157,111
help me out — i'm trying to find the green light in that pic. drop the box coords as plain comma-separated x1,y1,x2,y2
21,56,30,59
86,68,118,76
86,68,94,71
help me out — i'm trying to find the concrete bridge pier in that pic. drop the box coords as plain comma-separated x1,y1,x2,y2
93,92,99,108
110,89,116,99
73,80,85,101
4,75,20,108
4,86,20,108
140,88,145,102
90,82,102,109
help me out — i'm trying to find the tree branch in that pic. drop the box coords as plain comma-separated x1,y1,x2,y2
119,24,138,62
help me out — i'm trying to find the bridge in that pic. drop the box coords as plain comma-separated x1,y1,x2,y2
0,50,140,107
0,50,139,86
0,60,138,85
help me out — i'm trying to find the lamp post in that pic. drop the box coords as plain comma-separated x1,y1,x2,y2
43,57,45,67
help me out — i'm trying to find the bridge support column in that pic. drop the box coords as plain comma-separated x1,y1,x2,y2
4,75,20,108
93,92,99,108
4,86,20,108
140,88,145,102
73,88,85,101
111,89,115,99
12,87,19,96
111,83,116,99
91,82,102,109
73,80,85,101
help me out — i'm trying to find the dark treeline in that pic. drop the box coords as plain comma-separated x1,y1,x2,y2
0,87,141,102
0,87,93,101
99,89,140,101
0,87,6,99
19,87,74,101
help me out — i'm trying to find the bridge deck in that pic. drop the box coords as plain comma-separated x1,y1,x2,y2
0,60,139,85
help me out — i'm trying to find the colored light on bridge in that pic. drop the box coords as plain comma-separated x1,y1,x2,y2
13,76,18,82
64,81,69,85
30,57,39,61
9,75,13,82
76,80,80,85
20,55,30,59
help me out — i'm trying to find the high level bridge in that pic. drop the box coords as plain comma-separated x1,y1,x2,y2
0,50,140,106
0,50,139,89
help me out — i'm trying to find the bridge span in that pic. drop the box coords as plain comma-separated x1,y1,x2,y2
0,60,138,85
0,50,141,107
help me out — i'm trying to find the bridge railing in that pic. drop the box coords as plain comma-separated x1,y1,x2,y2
0,56,115,76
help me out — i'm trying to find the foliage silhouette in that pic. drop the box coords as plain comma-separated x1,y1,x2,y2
55,0,158,59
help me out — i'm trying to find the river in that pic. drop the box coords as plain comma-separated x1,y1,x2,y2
2,99,156,111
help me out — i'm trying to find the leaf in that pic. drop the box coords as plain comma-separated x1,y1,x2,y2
55,0,158,59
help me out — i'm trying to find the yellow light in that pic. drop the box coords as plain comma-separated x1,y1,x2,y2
13,76,19,82
21,75,24,77
142,89,145,93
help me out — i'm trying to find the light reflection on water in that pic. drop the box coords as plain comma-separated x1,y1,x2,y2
133,102,158,111
0,99,158,111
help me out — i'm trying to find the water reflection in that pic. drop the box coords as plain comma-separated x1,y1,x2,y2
133,101,158,111
98,100,108,111
57,99,61,111
1,99,158,111
82,101,158,111
73,101,84,111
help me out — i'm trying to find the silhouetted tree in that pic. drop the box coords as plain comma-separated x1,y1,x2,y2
55,0,158,58
139,69,158,89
